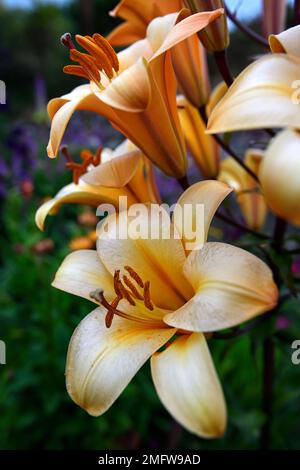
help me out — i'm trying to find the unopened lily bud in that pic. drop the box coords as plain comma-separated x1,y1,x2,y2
184,0,229,52
260,129,300,227
262,0,286,39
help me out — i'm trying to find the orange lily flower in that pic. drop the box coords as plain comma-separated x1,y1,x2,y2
47,9,223,177
108,0,211,107
53,180,278,437
219,149,267,230
36,140,160,231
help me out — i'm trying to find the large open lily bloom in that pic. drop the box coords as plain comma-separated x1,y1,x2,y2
47,9,223,178
36,140,160,231
52,180,278,437
260,129,300,227
207,25,300,133
177,95,220,178
108,0,211,107
219,149,267,230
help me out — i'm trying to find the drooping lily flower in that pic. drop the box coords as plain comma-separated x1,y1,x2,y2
184,0,229,52
260,129,300,227
47,9,223,178
262,0,286,39
207,24,300,133
36,140,160,231
107,0,182,46
177,95,220,178
219,149,267,230
52,180,278,437
108,0,211,107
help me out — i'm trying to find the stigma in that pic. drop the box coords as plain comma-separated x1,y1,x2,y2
61,32,119,89
90,266,154,328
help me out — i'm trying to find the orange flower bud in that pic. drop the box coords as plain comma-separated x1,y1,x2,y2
184,0,229,52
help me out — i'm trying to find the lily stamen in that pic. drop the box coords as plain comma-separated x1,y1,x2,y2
60,145,102,184
61,31,119,89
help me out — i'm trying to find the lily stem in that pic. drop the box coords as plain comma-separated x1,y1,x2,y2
177,175,190,191
213,49,234,87
272,217,288,251
215,211,270,240
225,4,269,49
198,106,260,183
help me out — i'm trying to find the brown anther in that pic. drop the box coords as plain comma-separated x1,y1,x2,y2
123,275,144,300
118,282,136,306
63,65,89,80
60,145,72,162
124,266,144,288
75,35,114,79
61,146,101,184
93,34,119,73
61,32,76,50
70,49,100,84
143,281,154,311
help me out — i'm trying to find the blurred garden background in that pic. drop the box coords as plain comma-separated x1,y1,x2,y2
0,0,300,450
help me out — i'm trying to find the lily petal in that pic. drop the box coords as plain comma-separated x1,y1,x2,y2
151,332,227,438
269,24,300,58
97,209,193,310
35,182,136,231
207,54,300,133
174,180,232,251
66,307,175,416
164,242,278,332
52,249,114,302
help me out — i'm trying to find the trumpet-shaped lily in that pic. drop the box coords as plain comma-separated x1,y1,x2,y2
219,149,267,230
36,140,160,231
177,95,220,178
47,9,223,178
207,25,300,133
108,0,211,107
260,129,300,227
262,0,286,38
52,180,278,437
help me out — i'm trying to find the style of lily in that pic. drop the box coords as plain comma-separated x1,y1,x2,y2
47,8,224,179
207,24,300,133
177,95,220,178
36,140,160,231
218,149,267,230
52,180,278,437
108,0,211,108
260,129,300,227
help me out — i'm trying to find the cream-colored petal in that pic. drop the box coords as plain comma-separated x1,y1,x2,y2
82,151,141,188
35,182,136,231
260,128,300,226
100,57,151,112
174,180,232,251
66,307,175,416
150,9,224,60
97,208,193,310
207,54,300,133
52,249,114,302
164,242,278,332
269,24,300,57
151,333,226,438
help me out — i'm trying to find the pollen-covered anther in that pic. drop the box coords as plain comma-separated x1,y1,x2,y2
63,33,119,87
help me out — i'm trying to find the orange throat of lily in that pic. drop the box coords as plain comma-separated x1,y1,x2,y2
90,266,154,328
61,32,119,90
